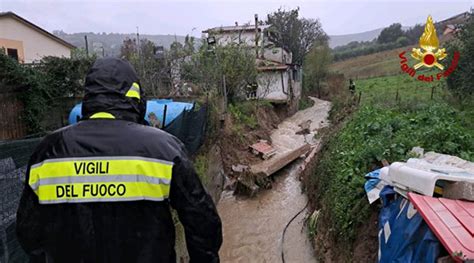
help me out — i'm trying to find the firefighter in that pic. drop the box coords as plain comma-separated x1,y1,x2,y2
349,79,356,95
16,58,222,263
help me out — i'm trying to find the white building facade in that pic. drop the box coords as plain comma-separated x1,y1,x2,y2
0,12,74,63
203,24,302,104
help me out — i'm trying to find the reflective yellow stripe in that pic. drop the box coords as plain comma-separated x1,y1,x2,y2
125,82,140,99
34,182,170,204
90,112,115,119
29,156,173,204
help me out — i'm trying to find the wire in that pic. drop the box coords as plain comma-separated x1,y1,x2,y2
281,200,310,263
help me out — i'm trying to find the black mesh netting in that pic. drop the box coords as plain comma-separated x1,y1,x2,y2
0,138,40,262
0,106,207,262
164,104,207,155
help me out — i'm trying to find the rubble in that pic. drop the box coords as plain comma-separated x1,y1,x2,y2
249,140,276,160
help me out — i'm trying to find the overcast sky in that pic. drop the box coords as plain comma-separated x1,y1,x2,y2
1,0,472,36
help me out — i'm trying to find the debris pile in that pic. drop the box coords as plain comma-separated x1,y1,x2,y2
364,148,474,262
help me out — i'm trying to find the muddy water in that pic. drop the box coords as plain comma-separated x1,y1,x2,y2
218,98,331,263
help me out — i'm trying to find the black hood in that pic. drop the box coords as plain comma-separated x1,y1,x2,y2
82,58,146,123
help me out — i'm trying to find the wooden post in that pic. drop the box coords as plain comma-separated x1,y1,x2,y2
358,91,362,105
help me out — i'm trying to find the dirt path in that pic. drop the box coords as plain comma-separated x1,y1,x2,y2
217,97,331,263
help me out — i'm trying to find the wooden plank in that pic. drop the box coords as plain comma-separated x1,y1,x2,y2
408,193,474,261
250,143,311,177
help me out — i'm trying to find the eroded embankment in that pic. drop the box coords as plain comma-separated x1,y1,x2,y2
217,98,331,262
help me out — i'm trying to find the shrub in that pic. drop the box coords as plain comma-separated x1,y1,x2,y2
309,102,473,242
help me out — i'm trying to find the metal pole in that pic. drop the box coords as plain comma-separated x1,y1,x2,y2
162,104,167,129
254,14,259,58
223,75,227,112
84,35,89,57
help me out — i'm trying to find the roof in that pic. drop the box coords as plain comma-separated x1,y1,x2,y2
203,24,270,34
408,192,474,261
0,12,75,49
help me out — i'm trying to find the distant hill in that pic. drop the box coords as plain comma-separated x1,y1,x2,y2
54,31,194,57
329,26,411,48
329,28,383,48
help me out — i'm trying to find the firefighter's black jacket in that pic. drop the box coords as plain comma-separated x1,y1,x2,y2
16,58,222,263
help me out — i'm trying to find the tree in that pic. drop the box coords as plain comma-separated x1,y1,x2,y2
304,39,332,97
266,7,327,65
120,38,172,96
377,23,404,44
445,12,473,99
404,24,424,44
181,41,258,102
120,37,138,61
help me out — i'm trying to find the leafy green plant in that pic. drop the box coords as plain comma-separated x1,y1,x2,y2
228,102,258,129
309,102,473,243
0,53,94,133
194,154,209,186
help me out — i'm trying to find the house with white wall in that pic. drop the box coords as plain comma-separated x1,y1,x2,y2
0,12,75,63
203,23,302,104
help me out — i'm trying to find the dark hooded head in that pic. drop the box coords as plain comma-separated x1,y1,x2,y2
82,58,146,123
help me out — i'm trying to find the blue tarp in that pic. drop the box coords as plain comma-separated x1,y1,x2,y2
145,100,194,127
68,103,82,125
67,99,194,127
376,185,441,262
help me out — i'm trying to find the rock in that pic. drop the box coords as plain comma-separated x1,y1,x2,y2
223,177,237,191
232,164,249,173
296,120,312,135
443,181,474,201
409,147,424,158
234,174,260,197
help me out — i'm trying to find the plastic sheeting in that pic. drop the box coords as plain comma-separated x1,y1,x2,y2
378,186,441,263
145,100,194,127
67,100,194,127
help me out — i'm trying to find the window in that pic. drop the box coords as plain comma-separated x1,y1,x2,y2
7,48,19,61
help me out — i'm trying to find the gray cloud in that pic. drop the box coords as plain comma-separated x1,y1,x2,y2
1,0,471,36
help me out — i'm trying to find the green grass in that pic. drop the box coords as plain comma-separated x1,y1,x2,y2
310,103,474,242
330,46,407,79
299,95,315,110
356,74,448,107
194,154,209,186
228,101,259,129
308,73,474,247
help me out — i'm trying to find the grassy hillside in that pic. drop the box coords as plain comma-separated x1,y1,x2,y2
330,46,411,79
307,73,473,261
356,74,448,106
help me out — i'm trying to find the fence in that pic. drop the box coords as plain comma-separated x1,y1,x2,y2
164,103,208,155
0,93,27,140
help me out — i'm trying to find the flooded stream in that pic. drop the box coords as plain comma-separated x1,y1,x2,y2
218,98,331,263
